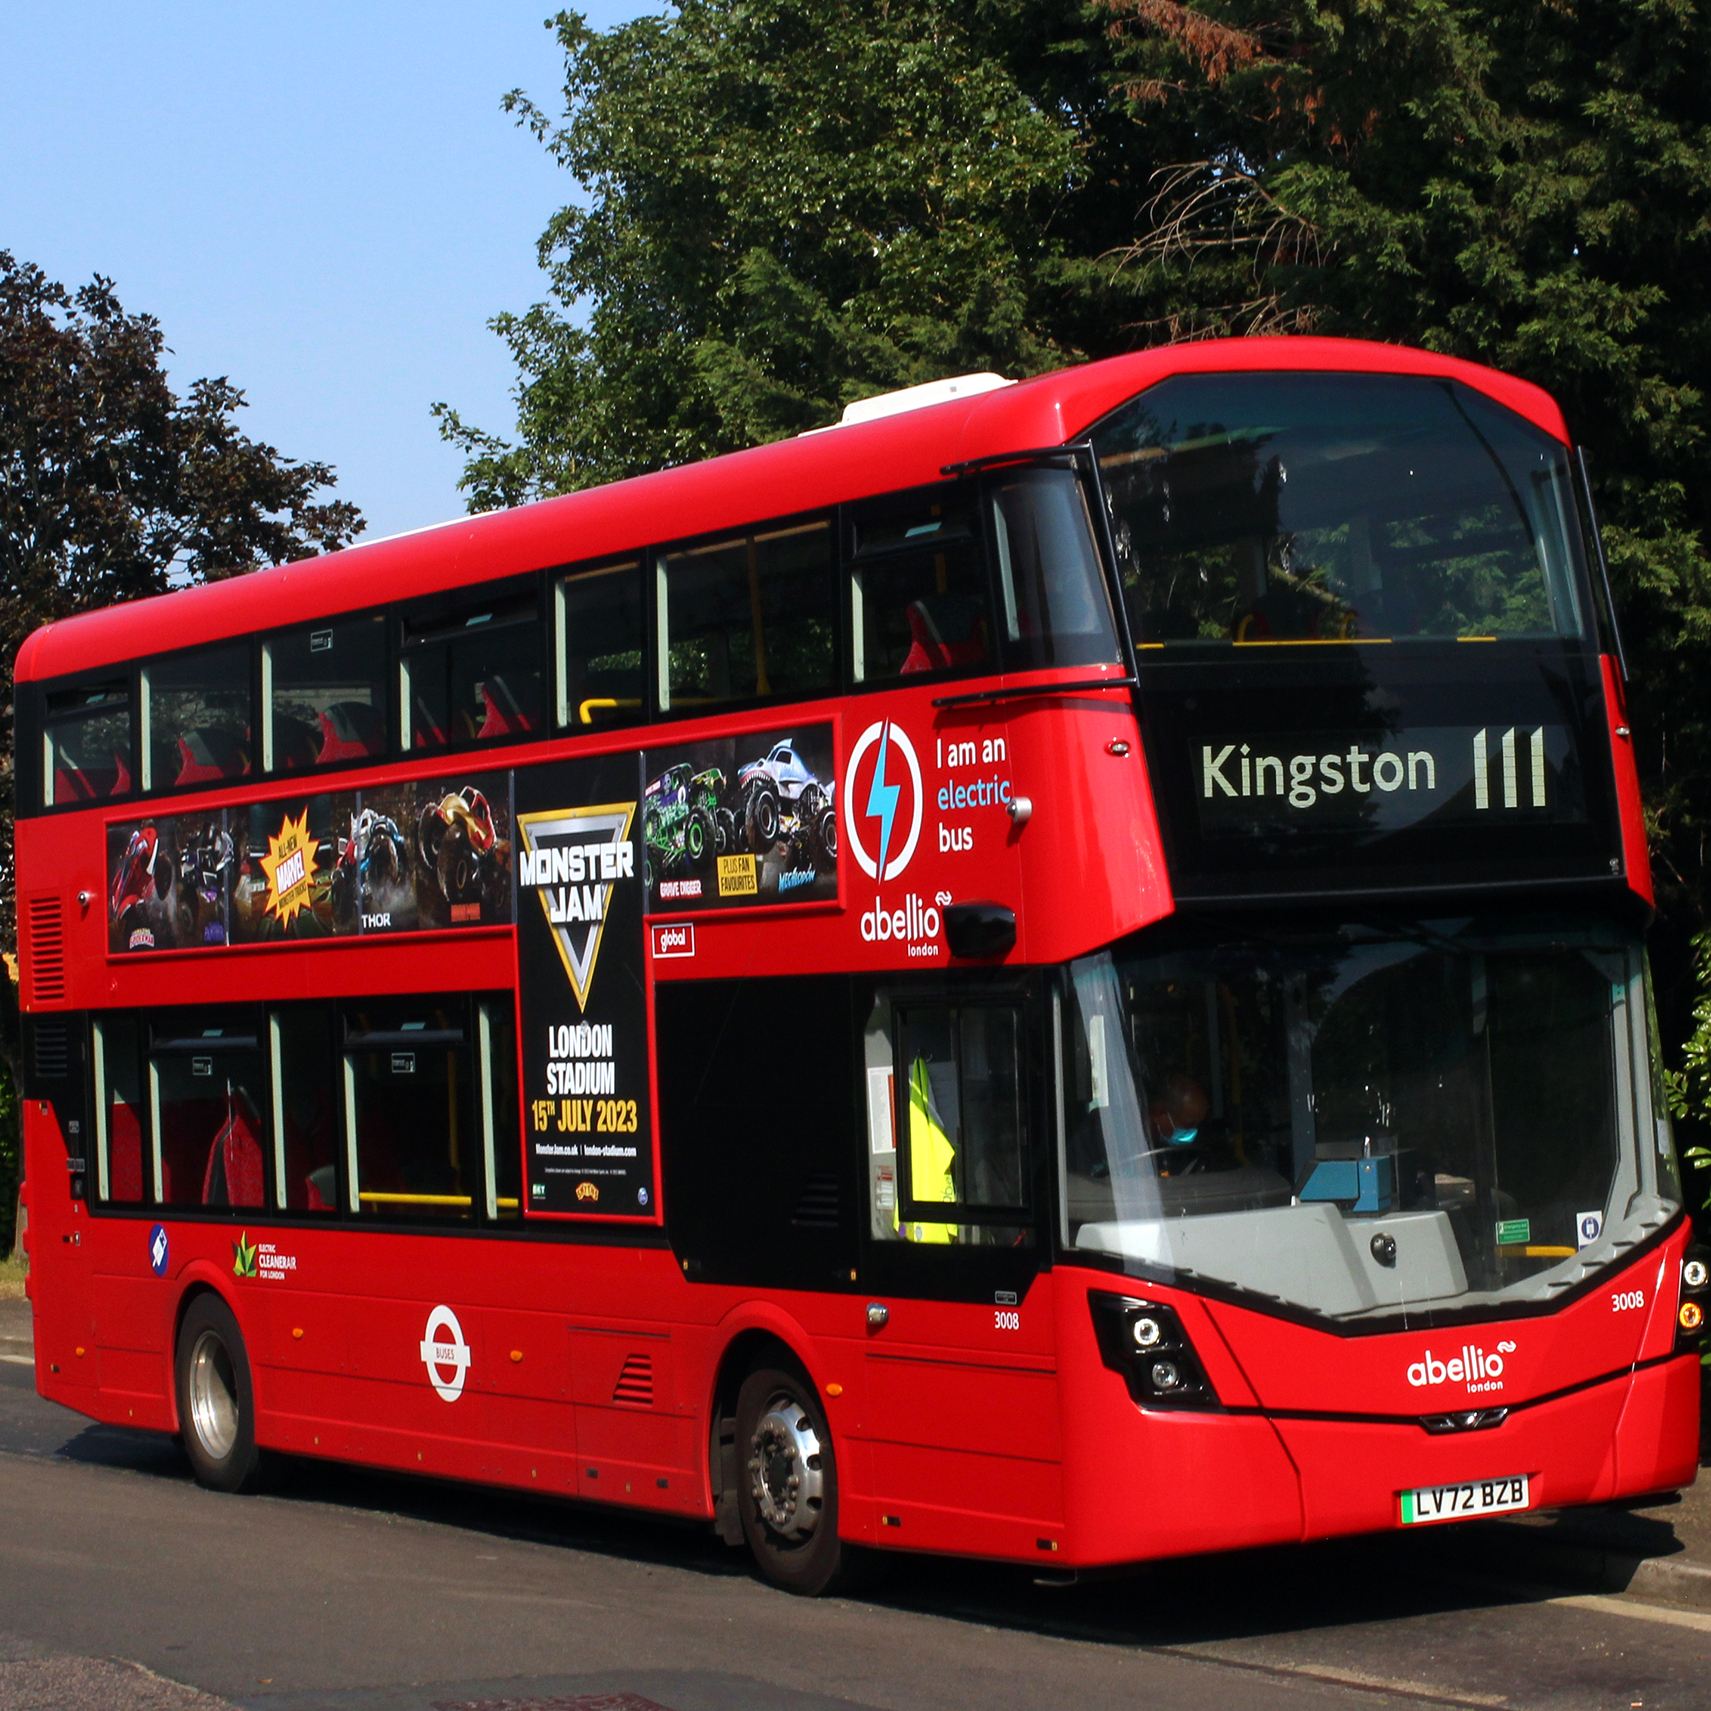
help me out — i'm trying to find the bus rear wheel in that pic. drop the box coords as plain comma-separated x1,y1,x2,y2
735,1365,848,1595
174,1293,277,1494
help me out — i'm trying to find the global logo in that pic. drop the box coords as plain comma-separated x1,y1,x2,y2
843,720,923,883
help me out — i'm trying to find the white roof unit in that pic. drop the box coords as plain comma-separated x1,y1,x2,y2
836,372,1014,427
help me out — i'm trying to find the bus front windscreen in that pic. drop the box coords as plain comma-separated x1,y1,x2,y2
1092,372,1591,644
1062,917,1679,1321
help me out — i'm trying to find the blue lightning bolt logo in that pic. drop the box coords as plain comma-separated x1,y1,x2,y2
866,721,901,881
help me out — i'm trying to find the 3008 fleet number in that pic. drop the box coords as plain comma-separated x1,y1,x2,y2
1610,1290,1645,1312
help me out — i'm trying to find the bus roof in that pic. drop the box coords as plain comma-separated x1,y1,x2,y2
16,335,1569,686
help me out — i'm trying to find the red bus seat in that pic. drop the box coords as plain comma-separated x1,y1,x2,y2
316,701,385,764
174,727,250,785
901,597,988,674
201,1104,264,1209
108,1101,145,1202
478,674,538,739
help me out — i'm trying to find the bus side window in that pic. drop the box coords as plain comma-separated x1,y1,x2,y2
92,1016,148,1205
148,1012,268,1212
42,680,133,807
140,642,252,791
988,468,1121,671
868,997,1032,1245
555,561,645,728
658,520,834,711
270,1007,339,1214
400,587,542,751
479,1000,521,1221
849,489,990,682
262,615,387,772
342,1004,475,1224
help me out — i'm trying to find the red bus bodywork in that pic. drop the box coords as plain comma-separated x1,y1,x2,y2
13,336,1696,1575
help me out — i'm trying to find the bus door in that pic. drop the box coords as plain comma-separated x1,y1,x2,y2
858,980,1062,1556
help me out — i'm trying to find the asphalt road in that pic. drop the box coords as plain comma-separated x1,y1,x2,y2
0,1352,1707,1711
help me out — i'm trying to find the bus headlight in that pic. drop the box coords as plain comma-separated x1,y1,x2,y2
1676,1247,1711,1351
1089,1292,1219,1409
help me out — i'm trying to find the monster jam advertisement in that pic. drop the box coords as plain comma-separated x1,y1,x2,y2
106,775,511,952
642,723,837,913
514,753,653,1219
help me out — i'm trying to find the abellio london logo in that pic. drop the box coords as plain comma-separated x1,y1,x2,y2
843,720,923,883
1406,1339,1516,1393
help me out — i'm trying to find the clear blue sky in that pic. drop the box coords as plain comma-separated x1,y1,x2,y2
0,2,648,543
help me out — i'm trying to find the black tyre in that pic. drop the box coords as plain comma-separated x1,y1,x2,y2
745,784,780,851
813,808,838,870
735,1364,850,1595
687,811,708,864
714,809,735,858
174,1292,278,1494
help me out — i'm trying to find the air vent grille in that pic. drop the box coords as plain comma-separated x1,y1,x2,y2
612,1353,654,1408
32,1021,70,1081
791,1172,841,1229
24,894,65,1004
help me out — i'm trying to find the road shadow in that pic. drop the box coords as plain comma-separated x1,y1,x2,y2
38,1410,1610,1654
21,1357,1710,1653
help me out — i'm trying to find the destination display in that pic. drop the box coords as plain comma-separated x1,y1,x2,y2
514,753,653,1219
1136,649,1623,900
1193,724,1583,837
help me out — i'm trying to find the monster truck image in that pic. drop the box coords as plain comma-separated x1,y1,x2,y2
734,740,837,870
418,786,507,918
330,808,409,931
643,763,728,882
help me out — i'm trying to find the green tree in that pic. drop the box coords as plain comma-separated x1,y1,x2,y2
451,0,1711,1084
0,253,362,1239
432,0,1190,503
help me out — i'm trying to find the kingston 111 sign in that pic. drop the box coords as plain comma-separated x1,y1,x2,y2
514,754,653,1218
1194,724,1583,837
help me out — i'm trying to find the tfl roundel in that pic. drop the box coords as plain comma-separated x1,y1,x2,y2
843,720,923,883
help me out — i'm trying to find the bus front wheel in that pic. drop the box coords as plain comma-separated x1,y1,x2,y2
735,1365,848,1595
174,1293,278,1494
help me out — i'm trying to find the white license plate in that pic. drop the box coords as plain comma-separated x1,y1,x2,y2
1399,1474,1530,1525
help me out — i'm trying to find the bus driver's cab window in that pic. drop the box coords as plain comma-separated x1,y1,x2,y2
864,995,1033,1245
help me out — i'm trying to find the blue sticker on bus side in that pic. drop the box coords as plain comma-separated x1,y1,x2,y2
149,1224,169,1277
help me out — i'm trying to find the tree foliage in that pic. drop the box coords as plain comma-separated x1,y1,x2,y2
449,0,1711,1065
0,252,362,1072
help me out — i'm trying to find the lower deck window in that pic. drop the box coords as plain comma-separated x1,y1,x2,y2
89,994,520,1226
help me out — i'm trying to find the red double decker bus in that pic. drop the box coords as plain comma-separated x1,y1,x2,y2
14,336,1701,1594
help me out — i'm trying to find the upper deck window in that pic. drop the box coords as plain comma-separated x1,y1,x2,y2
850,487,991,682
141,643,252,791
262,615,387,772
556,560,645,728
1091,373,1589,646
41,679,132,807
988,467,1121,670
658,521,834,711
401,589,542,751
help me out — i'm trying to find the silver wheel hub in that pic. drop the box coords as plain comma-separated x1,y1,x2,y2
747,1397,824,1540
187,1329,239,1462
